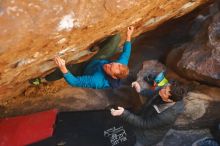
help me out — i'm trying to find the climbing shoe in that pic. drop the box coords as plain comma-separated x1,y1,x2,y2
29,77,41,85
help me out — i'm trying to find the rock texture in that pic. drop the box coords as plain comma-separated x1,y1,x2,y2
176,85,220,129
0,0,210,100
167,3,220,87
0,82,141,118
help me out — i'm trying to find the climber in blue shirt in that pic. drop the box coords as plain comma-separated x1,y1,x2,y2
30,26,134,89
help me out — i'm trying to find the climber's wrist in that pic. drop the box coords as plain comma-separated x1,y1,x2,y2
126,36,131,42
60,66,68,74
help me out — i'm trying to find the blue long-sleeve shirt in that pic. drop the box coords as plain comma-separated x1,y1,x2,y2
63,41,131,89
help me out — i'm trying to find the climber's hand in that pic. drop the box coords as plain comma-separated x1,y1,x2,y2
54,56,68,73
54,56,65,67
127,26,134,36
111,107,124,116
131,81,141,93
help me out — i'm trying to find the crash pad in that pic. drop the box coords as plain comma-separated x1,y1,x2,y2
31,110,136,146
0,109,57,146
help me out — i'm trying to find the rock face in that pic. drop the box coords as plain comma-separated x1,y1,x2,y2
0,0,210,100
167,5,220,87
0,84,141,118
176,85,220,129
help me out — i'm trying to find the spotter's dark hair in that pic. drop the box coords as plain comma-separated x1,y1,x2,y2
169,80,188,102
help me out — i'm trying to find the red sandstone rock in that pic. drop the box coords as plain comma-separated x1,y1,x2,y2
0,0,209,100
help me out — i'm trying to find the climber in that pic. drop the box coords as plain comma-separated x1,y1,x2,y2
111,81,188,146
30,26,134,89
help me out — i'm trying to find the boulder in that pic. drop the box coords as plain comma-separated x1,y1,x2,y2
0,82,141,118
167,3,220,87
175,84,220,129
0,0,210,100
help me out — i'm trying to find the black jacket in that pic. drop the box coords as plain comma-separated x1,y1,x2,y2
121,100,184,146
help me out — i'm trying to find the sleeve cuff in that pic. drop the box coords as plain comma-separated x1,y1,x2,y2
121,109,130,118
125,41,131,44
63,71,71,77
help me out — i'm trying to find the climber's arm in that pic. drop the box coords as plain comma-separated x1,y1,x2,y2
116,26,134,65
